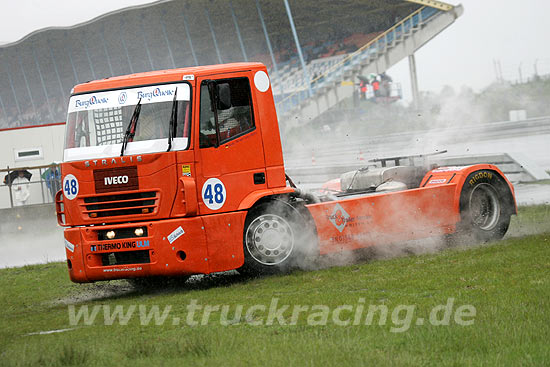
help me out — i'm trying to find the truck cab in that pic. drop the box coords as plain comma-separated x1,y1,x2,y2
59,63,293,282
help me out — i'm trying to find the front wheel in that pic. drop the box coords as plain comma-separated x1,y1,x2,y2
240,200,316,275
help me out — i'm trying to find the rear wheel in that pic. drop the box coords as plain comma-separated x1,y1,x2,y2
453,170,512,243
240,200,316,275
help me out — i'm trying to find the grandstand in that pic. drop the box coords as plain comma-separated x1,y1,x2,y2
0,0,460,130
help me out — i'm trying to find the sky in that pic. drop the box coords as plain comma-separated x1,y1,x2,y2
1,0,549,100
389,0,550,100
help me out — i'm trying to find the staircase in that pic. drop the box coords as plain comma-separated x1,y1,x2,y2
275,5,464,128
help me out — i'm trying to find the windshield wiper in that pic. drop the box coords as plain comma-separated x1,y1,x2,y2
120,98,142,157
167,88,178,152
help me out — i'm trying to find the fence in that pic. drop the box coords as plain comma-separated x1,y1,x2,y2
0,163,61,209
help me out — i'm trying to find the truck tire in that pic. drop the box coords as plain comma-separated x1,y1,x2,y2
240,200,316,275
454,170,513,243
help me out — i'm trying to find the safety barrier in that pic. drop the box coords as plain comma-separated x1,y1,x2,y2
0,164,61,209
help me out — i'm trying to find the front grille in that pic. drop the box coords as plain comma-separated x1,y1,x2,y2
81,191,159,218
101,250,150,266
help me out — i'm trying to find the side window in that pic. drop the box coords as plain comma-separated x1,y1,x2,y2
199,78,255,148
218,78,255,143
199,84,216,148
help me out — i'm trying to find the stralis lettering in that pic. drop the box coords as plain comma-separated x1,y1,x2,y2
104,175,129,185
91,240,150,252
85,155,142,167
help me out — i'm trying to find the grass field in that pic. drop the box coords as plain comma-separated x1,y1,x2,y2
0,206,549,366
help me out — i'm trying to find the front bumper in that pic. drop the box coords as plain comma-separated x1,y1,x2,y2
64,217,210,283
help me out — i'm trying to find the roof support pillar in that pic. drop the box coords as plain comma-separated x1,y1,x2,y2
283,0,312,97
32,47,55,122
18,55,38,120
160,13,176,68
229,1,248,62
182,9,198,66
119,20,134,74
140,15,155,71
0,92,8,124
101,27,115,76
205,6,223,64
82,35,97,80
255,0,283,94
1,57,23,119
408,53,420,109
48,41,66,102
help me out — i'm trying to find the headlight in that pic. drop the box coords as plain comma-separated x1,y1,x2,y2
106,230,116,239
134,228,144,237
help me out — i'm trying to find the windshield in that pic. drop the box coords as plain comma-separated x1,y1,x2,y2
64,82,191,162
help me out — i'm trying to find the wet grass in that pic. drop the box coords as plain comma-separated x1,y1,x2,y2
507,204,550,237
0,206,549,366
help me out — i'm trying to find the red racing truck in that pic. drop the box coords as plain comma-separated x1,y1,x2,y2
56,62,516,283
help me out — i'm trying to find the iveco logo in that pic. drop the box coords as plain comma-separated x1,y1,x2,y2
104,175,129,185
85,155,142,167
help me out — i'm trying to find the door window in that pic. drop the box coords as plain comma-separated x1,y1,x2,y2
199,78,255,148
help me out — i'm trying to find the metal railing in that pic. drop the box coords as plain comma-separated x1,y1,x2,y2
0,163,61,209
274,6,442,117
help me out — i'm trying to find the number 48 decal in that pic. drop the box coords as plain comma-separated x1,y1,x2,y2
201,178,226,210
62,174,79,200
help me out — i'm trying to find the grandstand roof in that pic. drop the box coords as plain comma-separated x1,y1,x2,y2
1,1,419,50
0,0,421,127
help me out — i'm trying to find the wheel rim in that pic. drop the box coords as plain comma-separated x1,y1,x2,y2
468,183,501,231
245,214,294,266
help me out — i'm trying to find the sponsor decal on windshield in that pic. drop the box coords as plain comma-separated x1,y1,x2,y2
74,95,109,109
68,83,190,113
137,87,174,101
